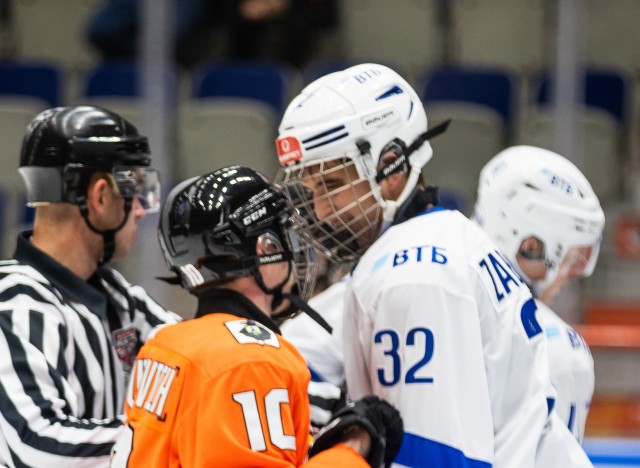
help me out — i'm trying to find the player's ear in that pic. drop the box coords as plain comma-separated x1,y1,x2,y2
379,171,408,201
517,236,544,260
86,174,113,215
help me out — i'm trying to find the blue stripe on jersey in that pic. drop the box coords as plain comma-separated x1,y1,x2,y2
588,454,640,465
372,253,390,273
308,365,327,383
545,325,561,339
417,206,446,217
394,432,492,468
520,298,543,339
567,403,576,432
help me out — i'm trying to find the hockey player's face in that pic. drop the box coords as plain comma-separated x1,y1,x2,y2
301,159,380,250
518,236,595,305
516,237,547,281
113,194,146,260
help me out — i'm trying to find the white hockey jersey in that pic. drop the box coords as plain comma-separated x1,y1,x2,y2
344,208,550,467
283,277,593,466
281,276,348,426
537,301,594,442
283,276,348,387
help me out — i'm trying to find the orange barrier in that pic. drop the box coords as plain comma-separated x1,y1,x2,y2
577,301,640,349
578,301,640,437
615,213,640,259
586,396,640,438
584,300,640,326
576,324,640,350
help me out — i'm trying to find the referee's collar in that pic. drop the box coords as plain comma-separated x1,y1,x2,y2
14,231,107,320
195,287,281,335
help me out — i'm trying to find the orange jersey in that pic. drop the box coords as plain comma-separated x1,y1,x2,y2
119,312,367,468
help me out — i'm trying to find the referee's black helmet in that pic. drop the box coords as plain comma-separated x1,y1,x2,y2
18,105,159,212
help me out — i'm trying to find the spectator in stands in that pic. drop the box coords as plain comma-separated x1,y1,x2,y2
86,0,217,68
86,0,334,68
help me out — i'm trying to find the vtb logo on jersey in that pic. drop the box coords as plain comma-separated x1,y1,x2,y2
276,136,302,165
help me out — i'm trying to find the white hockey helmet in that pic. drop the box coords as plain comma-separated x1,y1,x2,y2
275,63,432,262
473,145,605,293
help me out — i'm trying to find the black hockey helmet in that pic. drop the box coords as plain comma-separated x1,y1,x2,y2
158,165,319,304
19,105,159,212
19,105,161,263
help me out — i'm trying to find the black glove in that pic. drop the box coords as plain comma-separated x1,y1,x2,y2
308,395,404,468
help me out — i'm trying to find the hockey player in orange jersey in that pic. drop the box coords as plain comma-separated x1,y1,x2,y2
110,165,403,468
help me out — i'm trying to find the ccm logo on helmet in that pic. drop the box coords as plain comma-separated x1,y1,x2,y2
243,207,267,225
276,136,302,164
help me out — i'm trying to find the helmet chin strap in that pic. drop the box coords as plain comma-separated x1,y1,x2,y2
532,262,560,300
279,291,333,334
381,167,421,222
374,119,451,222
77,195,133,265
254,260,291,312
255,262,333,334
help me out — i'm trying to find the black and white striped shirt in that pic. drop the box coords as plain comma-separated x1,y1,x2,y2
0,232,180,468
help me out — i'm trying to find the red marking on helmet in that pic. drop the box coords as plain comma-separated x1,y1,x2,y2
276,136,302,164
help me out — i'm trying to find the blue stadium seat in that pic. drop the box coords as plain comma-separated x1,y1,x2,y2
0,60,61,107
518,68,630,202
84,62,139,97
418,67,515,212
536,69,628,124
192,61,295,115
82,62,177,98
420,66,516,126
79,62,178,127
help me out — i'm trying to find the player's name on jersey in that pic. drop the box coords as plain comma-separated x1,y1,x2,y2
478,250,524,301
127,358,179,420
